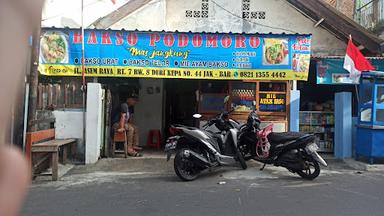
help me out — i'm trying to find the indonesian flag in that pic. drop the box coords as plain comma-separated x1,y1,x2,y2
343,37,375,84
111,0,116,4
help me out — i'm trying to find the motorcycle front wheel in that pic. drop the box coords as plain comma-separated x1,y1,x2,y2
174,148,201,181
235,148,248,170
296,155,320,180
238,142,253,161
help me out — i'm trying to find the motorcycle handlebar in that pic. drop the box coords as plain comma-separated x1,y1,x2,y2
203,119,215,128
202,109,235,129
219,109,234,118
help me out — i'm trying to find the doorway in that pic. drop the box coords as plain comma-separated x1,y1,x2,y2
164,79,199,137
97,78,140,156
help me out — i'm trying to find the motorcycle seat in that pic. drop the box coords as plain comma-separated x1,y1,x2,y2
267,132,309,144
172,124,198,130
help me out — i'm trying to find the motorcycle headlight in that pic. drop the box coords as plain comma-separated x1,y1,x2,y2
305,143,319,154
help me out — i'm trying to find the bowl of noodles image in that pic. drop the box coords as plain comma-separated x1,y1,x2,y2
263,38,289,65
40,31,69,64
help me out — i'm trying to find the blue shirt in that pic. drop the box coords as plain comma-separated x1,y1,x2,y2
113,103,133,124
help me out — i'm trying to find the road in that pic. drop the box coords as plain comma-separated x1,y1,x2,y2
22,160,384,216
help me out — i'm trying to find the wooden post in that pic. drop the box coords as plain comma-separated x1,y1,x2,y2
62,146,67,165
64,83,68,108
48,84,53,107
37,84,42,110
27,23,42,132
51,151,59,181
373,0,379,24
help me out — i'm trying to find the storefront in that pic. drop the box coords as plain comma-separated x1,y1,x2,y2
38,28,312,155
297,58,384,153
37,0,384,162
197,80,290,131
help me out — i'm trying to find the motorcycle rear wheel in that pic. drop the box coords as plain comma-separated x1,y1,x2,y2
297,155,320,180
174,148,201,181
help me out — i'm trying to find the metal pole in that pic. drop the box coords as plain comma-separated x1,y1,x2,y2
23,84,30,152
292,80,297,90
81,0,87,150
82,0,86,89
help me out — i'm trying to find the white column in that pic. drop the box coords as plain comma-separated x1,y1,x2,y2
85,83,103,164
289,90,300,132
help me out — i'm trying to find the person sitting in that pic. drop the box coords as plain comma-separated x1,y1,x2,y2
113,93,142,157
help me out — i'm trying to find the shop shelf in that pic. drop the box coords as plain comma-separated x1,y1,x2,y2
299,111,334,153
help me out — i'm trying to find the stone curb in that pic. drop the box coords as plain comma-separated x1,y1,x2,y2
343,159,384,172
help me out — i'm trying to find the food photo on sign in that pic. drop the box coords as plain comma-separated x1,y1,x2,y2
293,54,311,72
40,31,69,64
263,38,289,65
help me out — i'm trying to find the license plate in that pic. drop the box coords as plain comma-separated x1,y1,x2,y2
165,141,177,152
165,140,177,161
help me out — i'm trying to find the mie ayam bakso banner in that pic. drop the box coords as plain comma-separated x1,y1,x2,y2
38,28,312,80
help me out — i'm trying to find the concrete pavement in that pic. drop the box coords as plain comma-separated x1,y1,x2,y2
22,156,384,216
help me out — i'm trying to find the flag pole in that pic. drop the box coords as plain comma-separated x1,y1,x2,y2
81,0,86,151
355,84,360,105
348,34,360,105
81,0,85,90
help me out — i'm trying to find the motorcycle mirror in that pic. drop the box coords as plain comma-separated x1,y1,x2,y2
224,95,230,104
193,114,202,119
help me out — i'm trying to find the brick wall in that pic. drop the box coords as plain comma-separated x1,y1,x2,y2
323,0,355,18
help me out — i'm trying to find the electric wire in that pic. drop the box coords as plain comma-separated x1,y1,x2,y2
211,0,297,34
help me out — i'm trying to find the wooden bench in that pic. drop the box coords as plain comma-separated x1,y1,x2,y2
26,129,76,181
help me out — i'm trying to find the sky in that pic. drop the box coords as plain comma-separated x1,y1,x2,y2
42,0,131,28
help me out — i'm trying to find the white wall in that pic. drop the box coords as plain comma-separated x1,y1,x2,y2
52,86,104,163
86,83,103,164
111,0,346,56
42,0,348,55
42,0,129,28
113,0,167,31
134,79,164,147
53,110,85,158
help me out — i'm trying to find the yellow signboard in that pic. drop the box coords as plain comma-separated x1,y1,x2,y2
39,65,308,80
39,29,312,80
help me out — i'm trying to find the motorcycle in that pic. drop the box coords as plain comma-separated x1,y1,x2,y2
238,110,328,180
165,97,247,181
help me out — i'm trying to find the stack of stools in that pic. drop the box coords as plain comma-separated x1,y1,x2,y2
147,129,162,149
